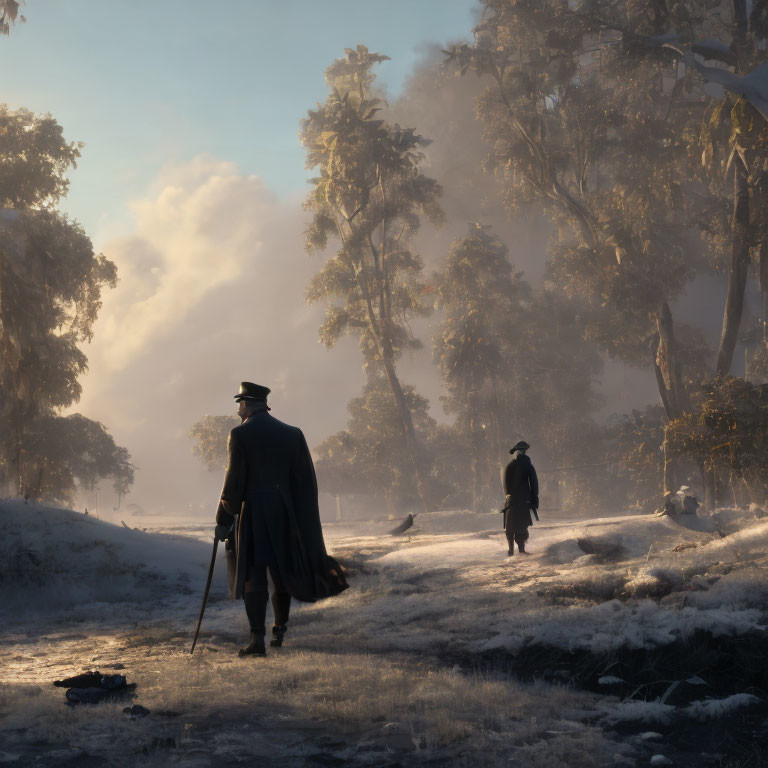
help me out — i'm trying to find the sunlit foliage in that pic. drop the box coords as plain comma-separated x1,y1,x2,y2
0,108,125,501
18,414,134,505
189,415,240,472
432,223,606,513
668,377,768,506
314,378,440,514
301,45,443,510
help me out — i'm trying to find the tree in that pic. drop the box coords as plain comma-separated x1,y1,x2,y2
668,376,768,506
0,107,81,207
433,223,604,513
301,45,443,512
433,223,529,511
569,1,768,491
447,1,711,491
691,15,768,375
607,406,667,513
18,413,134,505
0,0,23,36
189,414,239,472
314,377,439,515
0,107,121,499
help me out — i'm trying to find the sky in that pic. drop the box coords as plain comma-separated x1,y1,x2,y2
0,0,477,243
0,1,484,515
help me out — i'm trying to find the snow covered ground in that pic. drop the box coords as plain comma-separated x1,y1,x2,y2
1,501,767,766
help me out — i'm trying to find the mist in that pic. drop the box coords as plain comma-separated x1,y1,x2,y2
75,157,365,516
72,48,741,520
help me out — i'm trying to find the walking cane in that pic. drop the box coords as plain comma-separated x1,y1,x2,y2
190,537,219,655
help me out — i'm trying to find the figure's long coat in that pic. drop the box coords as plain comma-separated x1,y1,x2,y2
503,454,539,532
216,411,348,602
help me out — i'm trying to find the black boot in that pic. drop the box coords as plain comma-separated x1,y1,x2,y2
241,591,268,657
270,590,291,647
239,632,266,657
270,625,286,647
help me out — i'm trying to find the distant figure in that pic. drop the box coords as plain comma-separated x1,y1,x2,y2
502,441,539,556
215,382,348,657
84,508,89,516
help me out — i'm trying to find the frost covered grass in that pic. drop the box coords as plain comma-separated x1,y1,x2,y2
0,647,623,766
146,651,592,744
0,500,221,618
4,502,768,764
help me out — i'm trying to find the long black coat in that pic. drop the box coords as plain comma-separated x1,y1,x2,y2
503,454,539,531
216,411,348,602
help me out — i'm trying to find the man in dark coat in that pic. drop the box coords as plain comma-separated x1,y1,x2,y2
215,382,348,657
502,440,539,556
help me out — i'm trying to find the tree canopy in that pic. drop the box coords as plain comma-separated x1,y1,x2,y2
301,45,443,511
0,107,127,503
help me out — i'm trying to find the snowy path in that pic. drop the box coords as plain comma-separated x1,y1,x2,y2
2,503,767,766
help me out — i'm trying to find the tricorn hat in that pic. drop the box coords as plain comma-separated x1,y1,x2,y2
234,382,271,401
510,440,530,454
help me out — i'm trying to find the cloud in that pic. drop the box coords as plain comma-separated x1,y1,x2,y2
77,157,364,514
95,157,275,371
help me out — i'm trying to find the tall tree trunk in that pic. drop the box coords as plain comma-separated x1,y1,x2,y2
759,241,768,340
471,446,482,513
716,159,751,376
355,250,432,514
654,302,690,416
12,407,23,497
715,0,751,376
468,391,487,513
699,460,715,510
652,303,688,492
379,351,431,514
662,436,676,494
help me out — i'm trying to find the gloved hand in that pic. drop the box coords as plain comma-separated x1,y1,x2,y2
215,523,233,542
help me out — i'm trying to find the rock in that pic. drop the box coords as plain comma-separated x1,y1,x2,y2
123,704,150,718
576,536,626,561
650,755,673,766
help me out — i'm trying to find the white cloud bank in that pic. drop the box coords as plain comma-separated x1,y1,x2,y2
95,157,274,371
76,157,364,514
